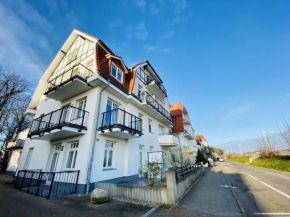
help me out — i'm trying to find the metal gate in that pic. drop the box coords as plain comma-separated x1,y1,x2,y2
14,169,80,199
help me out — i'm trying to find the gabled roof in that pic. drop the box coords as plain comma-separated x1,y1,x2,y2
196,135,207,141
131,60,163,83
106,54,128,74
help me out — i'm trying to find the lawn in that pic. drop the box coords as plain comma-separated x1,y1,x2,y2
250,156,290,172
227,157,249,163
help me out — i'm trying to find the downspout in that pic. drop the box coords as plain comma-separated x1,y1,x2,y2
86,78,111,194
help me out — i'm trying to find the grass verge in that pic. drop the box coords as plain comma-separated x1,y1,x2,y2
227,157,249,163
250,156,290,172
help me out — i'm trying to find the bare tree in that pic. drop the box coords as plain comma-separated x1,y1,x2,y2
278,119,290,151
0,65,32,171
166,146,193,169
0,66,31,112
255,133,279,158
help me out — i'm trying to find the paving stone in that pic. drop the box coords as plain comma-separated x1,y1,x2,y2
0,174,151,217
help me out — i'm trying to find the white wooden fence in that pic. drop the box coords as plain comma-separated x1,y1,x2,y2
95,167,204,205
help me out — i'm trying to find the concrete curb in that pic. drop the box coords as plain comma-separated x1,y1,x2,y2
223,172,248,217
141,208,157,217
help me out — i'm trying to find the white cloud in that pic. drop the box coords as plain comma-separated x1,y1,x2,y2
223,103,258,119
127,22,148,40
108,20,123,29
165,31,175,39
0,3,50,78
150,4,160,15
0,0,77,83
133,0,146,13
143,45,171,53
144,45,156,52
172,0,187,14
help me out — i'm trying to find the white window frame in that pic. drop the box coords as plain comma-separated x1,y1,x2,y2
66,141,79,169
139,145,144,173
149,119,152,133
103,141,114,168
111,63,123,83
158,125,165,135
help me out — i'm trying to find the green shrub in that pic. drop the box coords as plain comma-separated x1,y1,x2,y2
196,149,208,164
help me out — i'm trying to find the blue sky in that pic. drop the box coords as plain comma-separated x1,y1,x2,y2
0,0,290,152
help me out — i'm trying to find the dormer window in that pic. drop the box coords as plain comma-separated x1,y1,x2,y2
111,63,123,83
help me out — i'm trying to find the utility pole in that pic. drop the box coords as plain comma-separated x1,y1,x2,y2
239,144,243,156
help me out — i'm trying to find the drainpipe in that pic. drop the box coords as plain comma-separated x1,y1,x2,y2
86,78,111,194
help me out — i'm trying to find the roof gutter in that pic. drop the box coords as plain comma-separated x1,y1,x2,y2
86,78,111,194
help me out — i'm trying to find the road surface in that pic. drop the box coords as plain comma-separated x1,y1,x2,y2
221,161,290,217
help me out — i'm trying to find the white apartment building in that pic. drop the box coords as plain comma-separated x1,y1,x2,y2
17,29,175,194
6,129,29,174
170,102,198,161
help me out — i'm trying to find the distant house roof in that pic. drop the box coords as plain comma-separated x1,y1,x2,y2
169,102,184,116
196,135,207,141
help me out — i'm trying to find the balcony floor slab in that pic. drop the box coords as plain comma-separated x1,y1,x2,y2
30,127,86,141
46,77,91,102
99,128,141,139
147,82,166,99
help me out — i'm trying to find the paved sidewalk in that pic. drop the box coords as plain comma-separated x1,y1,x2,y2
152,165,242,217
0,174,151,217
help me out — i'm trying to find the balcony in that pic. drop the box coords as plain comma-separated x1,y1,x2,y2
99,108,142,139
135,91,172,125
183,116,190,125
184,130,194,140
28,105,89,141
137,69,167,99
158,133,179,147
7,139,25,150
44,63,95,102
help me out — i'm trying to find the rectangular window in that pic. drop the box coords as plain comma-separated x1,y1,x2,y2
138,113,143,130
105,100,119,126
158,125,164,135
111,63,123,83
66,141,79,169
138,84,143,98
150,146,154,152
76,98,87,119
139,145,144,168
149,119,152,133
103,141,114,168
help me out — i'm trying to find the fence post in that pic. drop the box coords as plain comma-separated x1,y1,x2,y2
74,171,80,193
13,170,20,189
166,170,178,205
27,172,34,193
36,172,43,195
47,173,56,199
19,170,27,190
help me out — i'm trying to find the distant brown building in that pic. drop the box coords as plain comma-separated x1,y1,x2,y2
170,102,198,159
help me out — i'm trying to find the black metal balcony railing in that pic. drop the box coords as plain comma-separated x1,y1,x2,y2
99,108,142,136
137,68,167,97
45,63,95,94
138,91,172,123
14,170,80,199
28,105,89,138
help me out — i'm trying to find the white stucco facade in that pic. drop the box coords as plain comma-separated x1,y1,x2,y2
17,29,174,193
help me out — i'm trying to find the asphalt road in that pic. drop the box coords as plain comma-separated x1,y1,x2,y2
220,161,290,217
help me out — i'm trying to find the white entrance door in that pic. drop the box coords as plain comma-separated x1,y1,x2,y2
49,144,61,172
